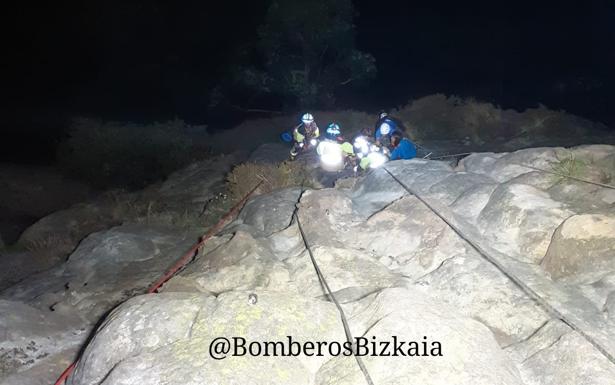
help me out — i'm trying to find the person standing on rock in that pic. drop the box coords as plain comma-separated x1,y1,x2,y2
374,112,404,149
390,131,417,160
290,113,321,160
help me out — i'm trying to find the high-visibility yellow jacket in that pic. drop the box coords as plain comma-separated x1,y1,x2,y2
293,122,320,143
317,140,354,156
340,141,354,156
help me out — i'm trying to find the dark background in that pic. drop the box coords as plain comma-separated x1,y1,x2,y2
2,0,614,163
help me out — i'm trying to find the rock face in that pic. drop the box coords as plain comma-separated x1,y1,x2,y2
0,300,85,380
248,143,291,164
477,182,572,263
0,225,202,385
2,145,615,385
542,214,615,282
1,155,239,293
226,187,303,237
17,202,120,250
142,154,241,216
68,289,524,385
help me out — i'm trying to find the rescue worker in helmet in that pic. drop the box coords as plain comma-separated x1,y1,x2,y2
316,123,355,171
290,113,320,160
390,131,417,160
322,123,354,154
374,112,403,149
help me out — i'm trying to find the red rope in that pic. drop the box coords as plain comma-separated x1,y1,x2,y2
54,362,76,385
53,181,262,384
147,181,263,293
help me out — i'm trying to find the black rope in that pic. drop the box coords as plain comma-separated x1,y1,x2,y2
430,152,472,160
293,211,376,385
381,166,615,365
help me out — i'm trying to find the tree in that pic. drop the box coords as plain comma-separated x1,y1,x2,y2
234,0,376,108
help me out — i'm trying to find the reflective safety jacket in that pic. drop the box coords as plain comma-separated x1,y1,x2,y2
340,141,354,156
316,140,354,156
293,122,320,143
360,156,371,170
374,117,401,140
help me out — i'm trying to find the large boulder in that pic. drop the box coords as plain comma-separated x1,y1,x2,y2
2,225,202,321
348,166,406,219
146,154,240,212
17,202,120,254
457,152,505,174
285,245,403,299
67,291,346,385
570,144,615,163
316,288,525,385
164,231,290,295
517,331,615,385
449,182,498,222
413,252,550,346
505,319,615,385
541,214,615,282
0,224,210,385
296,188,357,249
357,195,467,276
427,172,496,205
459,148,563,183
226,187,302,238
66,288,524,385
477,182,573,263
382,159,455,195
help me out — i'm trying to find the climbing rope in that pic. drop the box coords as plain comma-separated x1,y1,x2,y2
294,210,376,385
381,166,615,365
429,152,472,160
148,180,263,293
417,150,615,190
53,180,263,385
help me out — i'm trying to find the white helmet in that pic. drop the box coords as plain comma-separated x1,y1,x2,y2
301,113,314,124
380,122,391,135
379,112,388,119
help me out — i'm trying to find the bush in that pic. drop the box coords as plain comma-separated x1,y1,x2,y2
518,105,590,137
549,151,615,185
392,94,506,142
226,161,317,202
549,153,587,182
392,94,603,144
58,118,199,189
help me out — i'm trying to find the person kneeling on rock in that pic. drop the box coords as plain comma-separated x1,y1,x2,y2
375,112,404,149
290,113,321,160
390,131,417,160
317,123,355,171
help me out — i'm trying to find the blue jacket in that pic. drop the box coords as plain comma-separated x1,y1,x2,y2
390,138,417,160
374,117,401,140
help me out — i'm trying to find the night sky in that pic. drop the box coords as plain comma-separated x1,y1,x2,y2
2,1,614,162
